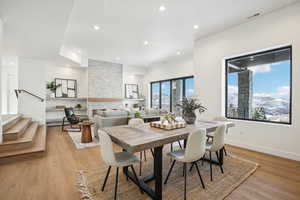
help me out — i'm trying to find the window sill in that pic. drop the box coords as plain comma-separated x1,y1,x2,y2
226,118,292,127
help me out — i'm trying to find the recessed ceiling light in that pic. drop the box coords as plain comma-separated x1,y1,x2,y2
93,25,100,30
144,41,149,45
115,57,120,61
177,51,181,55
159,5,166,12
193,25,199,30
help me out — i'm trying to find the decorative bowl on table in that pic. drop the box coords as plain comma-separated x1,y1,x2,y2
150,113,186,130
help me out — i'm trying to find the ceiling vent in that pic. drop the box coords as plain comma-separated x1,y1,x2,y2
247,12,261,19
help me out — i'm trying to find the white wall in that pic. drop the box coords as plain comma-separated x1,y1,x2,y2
18,58,46,123
194,3,300,161
143,56,194,107
45,65,88,98
0,18,3,143
123,65,148,108
1,56,18,114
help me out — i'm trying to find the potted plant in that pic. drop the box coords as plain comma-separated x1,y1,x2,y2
75,104,82,110
176,97,206,124
134,111,142,119
46,81,61,98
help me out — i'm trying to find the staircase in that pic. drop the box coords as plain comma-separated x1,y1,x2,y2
0,114,47,164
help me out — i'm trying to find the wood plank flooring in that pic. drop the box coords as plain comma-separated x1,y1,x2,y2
0,126,299,200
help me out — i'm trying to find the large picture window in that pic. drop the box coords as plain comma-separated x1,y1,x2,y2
225,46,292,124
150,76,194,115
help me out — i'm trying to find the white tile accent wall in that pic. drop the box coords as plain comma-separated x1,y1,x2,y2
87,59,123,117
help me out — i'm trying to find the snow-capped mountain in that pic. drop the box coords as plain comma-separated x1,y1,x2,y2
228,93,289,115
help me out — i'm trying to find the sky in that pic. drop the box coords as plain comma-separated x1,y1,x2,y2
228,61,291,99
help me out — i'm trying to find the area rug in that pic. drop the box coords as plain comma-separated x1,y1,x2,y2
77,150,258,200
68,131,100,149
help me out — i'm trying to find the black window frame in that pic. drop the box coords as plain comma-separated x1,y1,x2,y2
150,76,194,112
225,45,292,125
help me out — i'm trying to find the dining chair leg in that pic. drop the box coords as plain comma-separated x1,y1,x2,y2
184,162,187,200
215,152,224,174
61,117,66,132
223,146,228,156
178,141,183,149
150,149,154,157
114,167,119,200
209,151,213,181
202,153,206,166
182,163,185,177
164,160,176,184
189,162,194,172
194,162,205,189
101,166,111,191
144,150,147,161
130,165,143,194
170,144,173,163
139,152,142,176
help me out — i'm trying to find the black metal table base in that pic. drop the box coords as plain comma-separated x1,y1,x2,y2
123,146,163,200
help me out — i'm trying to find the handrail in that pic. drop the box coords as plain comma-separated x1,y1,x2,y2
14,89,44,102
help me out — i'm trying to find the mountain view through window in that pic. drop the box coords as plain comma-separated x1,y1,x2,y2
226,46,292,124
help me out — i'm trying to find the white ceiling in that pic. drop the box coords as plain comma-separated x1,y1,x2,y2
0,0,75,63
1,0,299,67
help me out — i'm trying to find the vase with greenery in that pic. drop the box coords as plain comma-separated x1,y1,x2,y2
47,81,61,93
176,97,206,124
46,81,61,98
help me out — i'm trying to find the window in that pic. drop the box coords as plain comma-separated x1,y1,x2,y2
150,76,194,115
185,78,194,97
151,82,160,109
171,79,183,116
161,81,171,112
225,46,292,124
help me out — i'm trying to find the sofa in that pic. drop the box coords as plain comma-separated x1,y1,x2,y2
93,108,160,139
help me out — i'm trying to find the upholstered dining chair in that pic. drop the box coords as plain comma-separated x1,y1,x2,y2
206,125,226,181
128,118,154,176
207,116,228,156
164,129,206,200
99,130,143,200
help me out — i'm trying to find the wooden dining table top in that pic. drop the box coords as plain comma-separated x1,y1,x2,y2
103,121,234,153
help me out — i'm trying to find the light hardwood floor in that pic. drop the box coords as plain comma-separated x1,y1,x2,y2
0,126,300,200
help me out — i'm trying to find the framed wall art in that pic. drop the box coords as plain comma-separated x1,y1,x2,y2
125,84,139,99
55,78,77,98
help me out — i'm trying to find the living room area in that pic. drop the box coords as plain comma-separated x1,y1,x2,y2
1,0,300,200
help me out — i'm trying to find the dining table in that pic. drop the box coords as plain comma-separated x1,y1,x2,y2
103,120,235,200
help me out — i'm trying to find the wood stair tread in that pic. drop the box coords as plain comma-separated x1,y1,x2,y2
2,114,23,132
4,118,32,135
0,125,47,159
0,122,39,146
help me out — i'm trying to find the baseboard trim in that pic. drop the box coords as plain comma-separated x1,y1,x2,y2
225,139,300,162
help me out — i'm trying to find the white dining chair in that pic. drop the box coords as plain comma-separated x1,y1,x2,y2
128,118,154,176
164,129,206,200
99,130,143,200
206,125,226,181
207,116,228,156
